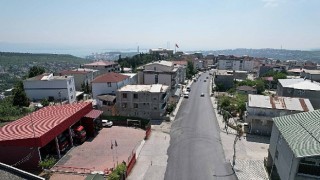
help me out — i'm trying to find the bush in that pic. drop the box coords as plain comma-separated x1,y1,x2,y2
109,163,127,180
166,103,176,114
38,156,56,169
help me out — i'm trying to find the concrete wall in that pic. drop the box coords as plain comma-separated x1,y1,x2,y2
144,63,173,72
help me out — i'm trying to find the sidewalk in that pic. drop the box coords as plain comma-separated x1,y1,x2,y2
127,87,186,180
210,81,269,180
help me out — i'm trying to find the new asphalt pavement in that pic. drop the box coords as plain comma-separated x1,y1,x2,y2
165,71,237,180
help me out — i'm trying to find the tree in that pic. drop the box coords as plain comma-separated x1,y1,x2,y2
28,66,45,78
40,98,50,107
12,81,29,107
186,61,196,79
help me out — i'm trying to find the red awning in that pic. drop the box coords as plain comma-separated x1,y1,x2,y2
84,109,103,119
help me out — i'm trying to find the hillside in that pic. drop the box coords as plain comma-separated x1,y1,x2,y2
0,52,89,92
197,49,320,62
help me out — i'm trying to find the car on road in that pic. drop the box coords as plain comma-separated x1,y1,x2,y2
204,80,206,82
102,120,113,127
183,92,189,98
200,93,205,97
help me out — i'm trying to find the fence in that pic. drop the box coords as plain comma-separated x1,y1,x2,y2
51,165,94,174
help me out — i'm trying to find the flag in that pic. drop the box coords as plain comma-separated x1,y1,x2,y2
111,141,113,149
115,140,118,147
175,43,179,48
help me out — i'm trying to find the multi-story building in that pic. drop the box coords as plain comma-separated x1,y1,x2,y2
83,61,120,74
214,70,234,91
137,60,185,94
59,68,99,91
217,56,254,72
91,72,131,99
116,84,169,119
277,78,320,109
245,94,314,136
300,69,320,82
267,109,320,180
23,73,76,103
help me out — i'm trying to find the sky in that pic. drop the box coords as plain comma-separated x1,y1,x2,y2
0,0,320,56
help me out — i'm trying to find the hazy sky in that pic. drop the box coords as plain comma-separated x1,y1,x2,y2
1,0,320,55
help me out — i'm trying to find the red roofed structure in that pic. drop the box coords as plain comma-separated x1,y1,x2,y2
83,61,120,73
92,72,129,83
0,102,103,171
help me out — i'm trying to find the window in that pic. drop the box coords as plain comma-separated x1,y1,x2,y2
155,74,158,84
134,103,138,108
122,93,127,98
107,82,112,87
122,103,127,108
70,95,74,100
133,94,138,99
275,150,279,159
154,107,157,110
154,67,156,71
69,87,73,92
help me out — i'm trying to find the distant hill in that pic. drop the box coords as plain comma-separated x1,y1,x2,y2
0,52,87,66
196,49,320,62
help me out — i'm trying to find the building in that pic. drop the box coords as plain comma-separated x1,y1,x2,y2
116,84,169,119
0,162,44,180
267,110,320,180
121,73,138,85
217,56,254,72
236,85,257,94
0,102,102,171
137,60,185,94
277,78,320,109
149,48,174,57
83,61,121,74
245,94,314,136
23,73,76,103
214,70,234,91
59,68,99,91
91,72,131,99
300,69,320,82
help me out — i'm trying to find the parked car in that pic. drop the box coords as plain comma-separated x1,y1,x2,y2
184,92,189,98
200,93,205,97
102,120,113,127
204,80,206,82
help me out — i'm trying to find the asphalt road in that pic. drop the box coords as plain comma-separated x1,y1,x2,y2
165,71,237,180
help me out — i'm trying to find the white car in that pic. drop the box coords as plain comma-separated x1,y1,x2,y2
102,120,113,127
183,92,189,98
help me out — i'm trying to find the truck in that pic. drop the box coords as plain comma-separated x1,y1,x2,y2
73,125,87,144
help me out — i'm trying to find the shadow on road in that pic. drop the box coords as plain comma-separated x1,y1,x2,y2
245,134,270,144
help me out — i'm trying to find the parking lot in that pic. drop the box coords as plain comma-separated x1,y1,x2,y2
51,126,145,174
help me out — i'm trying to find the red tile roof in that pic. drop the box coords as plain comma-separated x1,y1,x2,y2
92,72,129,83
84,109,103,119
0,102,92,147
173,61,188,65
84,61,117,66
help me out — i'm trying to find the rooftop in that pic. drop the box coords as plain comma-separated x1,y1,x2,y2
278,78,320,91
25,73,72,81
248,94,314,112
92,72,129,83
273,109,320,157
145,60,173,67
118,84,169,93
60,68,98,75
0,102,92,147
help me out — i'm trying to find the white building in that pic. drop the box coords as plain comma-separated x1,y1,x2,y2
218,58,254,72
23,73,76,103
91,72,131,99
59,68,99,91
116,84,169,119
245,94,314,136
83,61,121,74
137,60,186,94
267,109,320,180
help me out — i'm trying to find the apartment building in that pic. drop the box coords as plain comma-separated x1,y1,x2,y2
83,61,120,74
245,94,314,136
59,68,99,91
277,78,320,109
149,48,174,57
116,84,169,119
137,60,185,94
23,73,76,103
91,72,130,99
217,56,254,72
267,110,320,180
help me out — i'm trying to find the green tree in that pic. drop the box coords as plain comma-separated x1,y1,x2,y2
28,66,45,78
186,61,197,79
12,81,29,107
40,98,50,107
109,162,127,180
